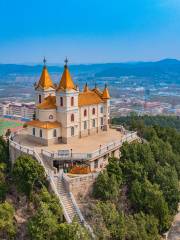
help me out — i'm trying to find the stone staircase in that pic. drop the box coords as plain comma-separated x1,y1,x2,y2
55,176,81,222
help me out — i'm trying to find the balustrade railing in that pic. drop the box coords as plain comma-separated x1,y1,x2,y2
41,131,138,162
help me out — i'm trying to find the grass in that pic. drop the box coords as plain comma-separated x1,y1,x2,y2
0,118,23,136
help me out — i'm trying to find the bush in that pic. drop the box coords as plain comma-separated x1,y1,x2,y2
13,155,46,197
93,170,119,201
0,201,16,239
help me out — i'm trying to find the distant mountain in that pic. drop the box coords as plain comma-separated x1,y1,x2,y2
95,59,180,78
0,59,180,81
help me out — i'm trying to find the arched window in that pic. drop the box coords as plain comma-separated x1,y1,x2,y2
84,121,87,130
92,108,95,115
84,109,87,117
71,114,74,122
100,106,103,113
32,128,35,136
39,129,42,138
39,95,41,103
53,129,57,137
60,97,63,106
71,127,74,136
92,119,96,127
101,117,104,126
71,97,74,106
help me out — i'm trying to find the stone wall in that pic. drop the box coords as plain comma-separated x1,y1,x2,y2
64,173,99,199
9,144,34,166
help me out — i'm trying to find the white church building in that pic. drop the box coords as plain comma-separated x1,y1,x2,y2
27,59,110,145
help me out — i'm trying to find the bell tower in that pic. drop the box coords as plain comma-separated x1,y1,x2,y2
102,84,110,131
34,57,55,106
56,58,79,143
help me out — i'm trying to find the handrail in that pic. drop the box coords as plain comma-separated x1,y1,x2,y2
62,172,95,238
70,192,95,239
41,132,138,161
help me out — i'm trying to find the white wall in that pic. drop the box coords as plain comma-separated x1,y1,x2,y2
38,109,57,122
28,126,60,140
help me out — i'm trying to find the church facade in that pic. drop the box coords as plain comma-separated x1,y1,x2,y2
27,60,110,145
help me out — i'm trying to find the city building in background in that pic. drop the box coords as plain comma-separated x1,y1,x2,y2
0,101,35,121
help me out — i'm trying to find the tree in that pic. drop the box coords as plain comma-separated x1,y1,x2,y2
125,213,160,240
93,170,119,201
28,201,90,240
33,186,63,222
0,201,16,239
0,163,7,202
0,136,9,164
130,179,170,232
154,165,179,213
28,202,59,240
5,129,11,138
106,157,122,184
13,155,46,197
57,221,90,240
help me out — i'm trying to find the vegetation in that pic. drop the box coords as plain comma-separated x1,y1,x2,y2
112,114,180,131
1,115,180,239
12,155,46,198
0,139,90,240
89,115,180,239
0,201,16,239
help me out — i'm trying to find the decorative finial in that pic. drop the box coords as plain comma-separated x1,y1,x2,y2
43,57,47,67
105,83,107,88
64,57,68,67
95,82,97,88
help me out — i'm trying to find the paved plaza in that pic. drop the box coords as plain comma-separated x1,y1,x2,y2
14,128,124,153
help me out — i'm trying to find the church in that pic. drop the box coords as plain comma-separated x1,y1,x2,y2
27,59,110,145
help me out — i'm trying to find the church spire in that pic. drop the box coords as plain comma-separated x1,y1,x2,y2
36,57,55,89
57,58,76,91
83,82,89,92
102,84,110,99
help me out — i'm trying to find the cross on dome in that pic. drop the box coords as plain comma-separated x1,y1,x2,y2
43,57,47,67
64,57,68,67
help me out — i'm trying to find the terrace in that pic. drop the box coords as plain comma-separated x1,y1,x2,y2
12,127,138,161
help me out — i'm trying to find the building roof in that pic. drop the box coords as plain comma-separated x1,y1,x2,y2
37,95,56,109
92,87,103,97
102,85,110,99
78,91,104,106
57,65,76,91
27,120,61,129
36,66,55,90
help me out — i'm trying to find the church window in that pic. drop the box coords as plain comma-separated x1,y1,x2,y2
94,160,98,169
92,108,95,115
39,129,42,138
84,109,87,117
33,128,35,136
39,95,41,103
84,121,87,130
71,127,74,136
71,97,74,106
71,114,74,122
53,129,57,137
101,117,104,126
93,119,96,127
60,97,63,106
49,115,53,120
100,106,103,113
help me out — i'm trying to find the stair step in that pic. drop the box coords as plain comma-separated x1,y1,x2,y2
55,178,81,223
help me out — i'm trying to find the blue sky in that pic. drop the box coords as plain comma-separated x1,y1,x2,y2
0,0,180,64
